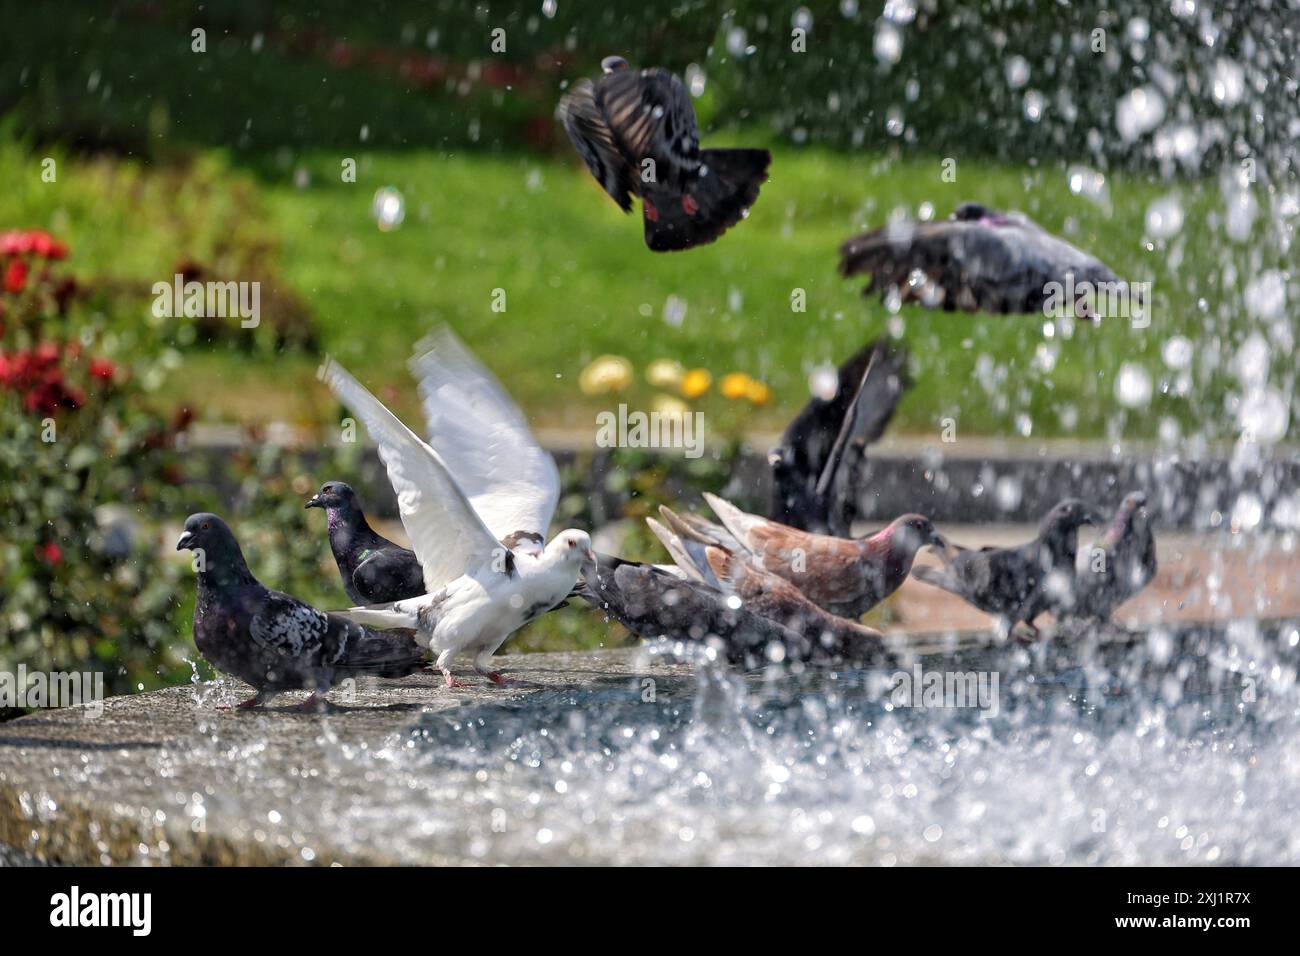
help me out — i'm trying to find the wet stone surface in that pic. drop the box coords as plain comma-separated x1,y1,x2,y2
2,625,1297,866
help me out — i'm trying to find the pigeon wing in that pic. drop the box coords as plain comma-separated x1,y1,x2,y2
249,592,330,660
595,67,700,185
319,357,504,593
557,78,637,211
409,326,560,546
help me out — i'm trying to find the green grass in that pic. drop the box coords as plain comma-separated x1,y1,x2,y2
4,133,1267,444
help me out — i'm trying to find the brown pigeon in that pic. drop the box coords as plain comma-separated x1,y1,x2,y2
650,507,890,665
681,493,945,620
558,55,771,251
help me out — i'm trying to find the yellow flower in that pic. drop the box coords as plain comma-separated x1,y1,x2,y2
645,358,685,390
578,354,633,395
719,372,754,400
745,380,772,405
650,393,691,418
680,367,712,399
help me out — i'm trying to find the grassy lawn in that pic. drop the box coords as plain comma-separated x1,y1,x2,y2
2,135,1252,445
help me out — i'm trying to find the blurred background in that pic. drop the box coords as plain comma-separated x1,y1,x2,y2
0,1,1295,700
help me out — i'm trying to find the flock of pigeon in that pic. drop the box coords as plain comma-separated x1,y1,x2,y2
177,57,1156,710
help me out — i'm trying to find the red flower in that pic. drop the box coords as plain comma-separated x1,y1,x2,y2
4,258,28,294
39,541,63,564
89,357,116,381
0,231,30,256
0,229,69,260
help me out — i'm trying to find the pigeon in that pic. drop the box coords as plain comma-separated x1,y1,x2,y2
1067,491,1157,622
408,325,563,548
768,338,910,534
683,492,946,620
177,512,427,710
839,202,1120,316
650,507,890,664
305,481,424,606
558,55,771,251
573,552,809,668
910,498,1102,639
318,357,595,687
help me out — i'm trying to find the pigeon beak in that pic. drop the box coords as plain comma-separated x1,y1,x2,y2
305,495,323,510
927,530,949,550
176,530,194,551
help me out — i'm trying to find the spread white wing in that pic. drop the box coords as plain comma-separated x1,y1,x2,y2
319,357,503,593
409,326,560,547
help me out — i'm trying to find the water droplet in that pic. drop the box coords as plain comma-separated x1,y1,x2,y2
541,0,557,19
883,0,917,23
1005,56,1030,90
1161,336,1193,369
1116,86,1166,142
874,20,903,64
1244,271,1286,320
1115,363,1153,407
371,187,405,231
1144,195,1183,238
684,63,707,98
663,295,687,327
725,27,749,57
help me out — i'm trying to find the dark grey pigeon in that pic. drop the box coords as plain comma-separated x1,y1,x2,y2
911,498,1102,640
768,338,909,535
305,481,425,605
573,552,808,669
1067,491,1157,622
558,55,771,251
839,202,1119,316
177,512,427,710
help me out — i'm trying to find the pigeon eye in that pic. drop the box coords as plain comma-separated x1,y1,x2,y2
201,522,210,530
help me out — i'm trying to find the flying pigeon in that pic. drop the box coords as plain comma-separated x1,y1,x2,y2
839,202,1120,316
557,55,771,251
684,492,946,620
318,357,595,687
573,551,809,667
306,481,424,606
768,338,910,534
177,512,427,711
650,507,889,664
1066,491,1157,622
910,498,1101,640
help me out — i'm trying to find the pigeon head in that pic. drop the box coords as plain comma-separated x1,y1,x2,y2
176,513,254,585
1109,491,1151,535
600,55,630,74
306,481,357,511
882,514,947,554
549,528,597,571
1039,498,1102,538
767,444,796,477
952,202,992,222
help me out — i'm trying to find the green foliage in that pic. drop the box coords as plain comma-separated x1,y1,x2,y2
0,239,193,699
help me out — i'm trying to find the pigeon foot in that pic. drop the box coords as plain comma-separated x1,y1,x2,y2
294,693,332,713
442,671,469,689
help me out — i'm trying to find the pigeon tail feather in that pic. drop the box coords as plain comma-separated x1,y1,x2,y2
334,604,420,631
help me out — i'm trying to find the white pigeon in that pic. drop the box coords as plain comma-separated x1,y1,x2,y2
318,356,594,688
408,325,561,556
